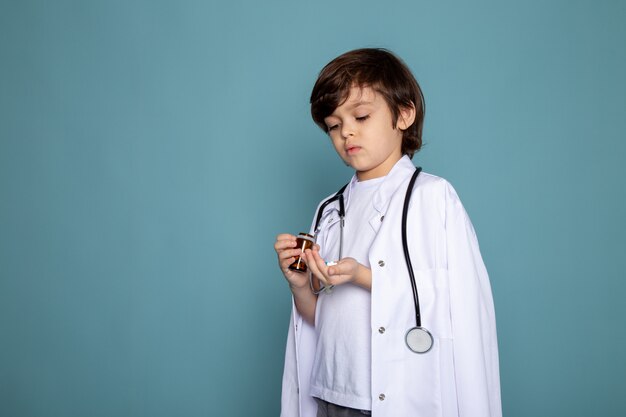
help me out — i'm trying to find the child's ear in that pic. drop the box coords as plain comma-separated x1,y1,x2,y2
397,104,416,131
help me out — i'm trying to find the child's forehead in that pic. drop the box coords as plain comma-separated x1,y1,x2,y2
345,84,376,100
335,85,378,110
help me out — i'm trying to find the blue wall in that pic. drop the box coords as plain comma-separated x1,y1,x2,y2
1,1,625,416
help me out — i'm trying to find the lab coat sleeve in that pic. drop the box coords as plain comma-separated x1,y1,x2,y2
445,182,502,417
281,309,300,417
280,199,332,417
280,304,318,417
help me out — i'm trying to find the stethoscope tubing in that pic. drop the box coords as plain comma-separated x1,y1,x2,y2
401,168,423,327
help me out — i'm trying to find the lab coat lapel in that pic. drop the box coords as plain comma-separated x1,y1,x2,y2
369,156,418,233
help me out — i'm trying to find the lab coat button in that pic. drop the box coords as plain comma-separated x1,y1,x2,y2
378,327,385,334
378,260,385,267
380,215,384,222
379,393,385,401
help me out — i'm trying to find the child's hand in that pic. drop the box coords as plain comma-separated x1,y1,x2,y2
303,247,372,290
274,233,310,289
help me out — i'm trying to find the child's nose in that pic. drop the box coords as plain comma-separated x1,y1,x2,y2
340,122,355,139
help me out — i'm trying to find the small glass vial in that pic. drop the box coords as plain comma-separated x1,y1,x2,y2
288,233,315,272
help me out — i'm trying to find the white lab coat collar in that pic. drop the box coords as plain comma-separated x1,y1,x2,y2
328,155,418,218
338,155,417,233
370,155,417,214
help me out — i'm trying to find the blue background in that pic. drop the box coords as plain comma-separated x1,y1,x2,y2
1,1,625,416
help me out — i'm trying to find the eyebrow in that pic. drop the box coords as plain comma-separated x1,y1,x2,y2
346,100,373,109
326,100,374,119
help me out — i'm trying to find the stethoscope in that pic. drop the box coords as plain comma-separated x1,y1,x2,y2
311,167,433,354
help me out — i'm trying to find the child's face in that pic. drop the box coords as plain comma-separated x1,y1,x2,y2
323,86,413,181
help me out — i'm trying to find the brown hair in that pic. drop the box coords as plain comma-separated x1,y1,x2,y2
310,48,425,158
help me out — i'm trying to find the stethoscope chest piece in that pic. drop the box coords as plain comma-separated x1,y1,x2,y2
405,326,434,354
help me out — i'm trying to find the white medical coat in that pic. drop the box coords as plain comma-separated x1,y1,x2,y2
280,156,501,417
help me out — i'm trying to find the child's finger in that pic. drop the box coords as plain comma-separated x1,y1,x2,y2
327,260,350,276
303,250,329,284
279,248,302,258
274,238,297,251
310,248,330,273
302,250,320,274
307,249,335,285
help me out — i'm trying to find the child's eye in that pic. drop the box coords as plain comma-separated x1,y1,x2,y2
356,115,369,122
327,124,339,131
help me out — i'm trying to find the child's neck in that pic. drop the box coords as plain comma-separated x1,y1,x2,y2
355,153,403,181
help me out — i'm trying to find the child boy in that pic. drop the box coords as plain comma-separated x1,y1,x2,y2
274,48,501,417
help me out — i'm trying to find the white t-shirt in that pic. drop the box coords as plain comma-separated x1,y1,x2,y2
310,176,384,411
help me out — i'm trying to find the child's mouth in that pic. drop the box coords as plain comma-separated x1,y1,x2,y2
347,146,361,155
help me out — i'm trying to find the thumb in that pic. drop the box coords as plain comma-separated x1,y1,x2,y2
325,260,339,276
328,260,350,276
